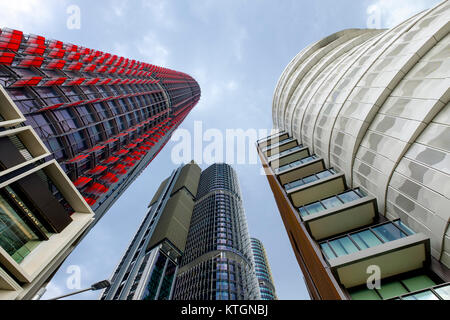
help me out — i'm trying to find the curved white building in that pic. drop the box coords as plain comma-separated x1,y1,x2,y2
272,1,449,269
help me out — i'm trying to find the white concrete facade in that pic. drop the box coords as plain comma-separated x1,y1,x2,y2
272,1,450,267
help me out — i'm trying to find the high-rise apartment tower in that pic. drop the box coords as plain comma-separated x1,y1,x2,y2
257,1,449,300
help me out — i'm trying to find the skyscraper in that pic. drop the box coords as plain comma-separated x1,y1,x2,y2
250,238,277,300
101,162,201,300
173,163,260,300
258,1,449,300
0,27,199,300
0,27,201,223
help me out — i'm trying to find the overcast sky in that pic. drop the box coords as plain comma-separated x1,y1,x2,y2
0,0,441,300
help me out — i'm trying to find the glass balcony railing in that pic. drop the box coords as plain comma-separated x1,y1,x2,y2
350,274,448,300
320,220,416,261
298,188,366,218
284,169,336,191
275,155,319,174
395,283,450,300
267,145,303,162
261,138,293,152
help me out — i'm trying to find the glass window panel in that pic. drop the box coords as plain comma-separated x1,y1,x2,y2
302,175,318,184
372,223,407,243
377,281,409,299
351,230,382,249
338,190,361,203
402,275,436,292
321,196,342,209
349,288,381,300
393,220,415,236
328,237,359,257
304,202,326,215
298,207,309,218
403,290,439,300
435,284,450,300
316,170,333,179
320,243,336,260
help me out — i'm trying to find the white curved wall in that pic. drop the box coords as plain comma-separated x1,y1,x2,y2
272,0,450,267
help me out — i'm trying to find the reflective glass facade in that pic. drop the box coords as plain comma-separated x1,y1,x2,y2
173,164,260,300
251,238,277,300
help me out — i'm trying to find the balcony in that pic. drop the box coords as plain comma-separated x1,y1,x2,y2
257,132,289,149
268,145,309,170
320,220,430,288
394,283,450,300
349,273,448,300
276,155,326,185
298,188,378,240
285,169,347,208
261,138,297,157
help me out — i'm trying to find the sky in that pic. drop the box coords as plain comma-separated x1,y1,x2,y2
0,0,442,300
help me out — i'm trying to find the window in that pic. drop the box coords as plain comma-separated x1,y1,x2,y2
321,220,415,260
349,274,442,300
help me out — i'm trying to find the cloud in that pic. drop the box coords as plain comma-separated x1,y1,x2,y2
141,0,177,30
42,282,64,300
369,0,440,28
0,0,61,32
112,32,170,66
137,33,170,66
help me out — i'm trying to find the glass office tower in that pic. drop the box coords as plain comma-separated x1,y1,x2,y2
173,163,260,300
101,162,201,300
250,238,277,300
258,1,449,300
103,163,260,300
0,27,200,223
0,26,199,300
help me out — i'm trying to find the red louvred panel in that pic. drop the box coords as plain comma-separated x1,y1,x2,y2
84,64,97,72
73,176,92,188
84,182,108,195
66,61,83,71
114,149,129,156
40,103,65,111
103,156,120,164
67,52,81,61
47,59,66,69
48,39,63,49
0,52,15,65
18,56,44,68
11,76,42,87
99,172,119,184
103,138,118,144
85,78,100,85
0,29,23,51
43,77,67,86
86,165,107,175
67,154,89,163
67,77,86,85
48,48,65,59
23,43,46,55
83,197,97,206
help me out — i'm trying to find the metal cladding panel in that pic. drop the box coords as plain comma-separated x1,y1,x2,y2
172,162,202,197
148,189,195,253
